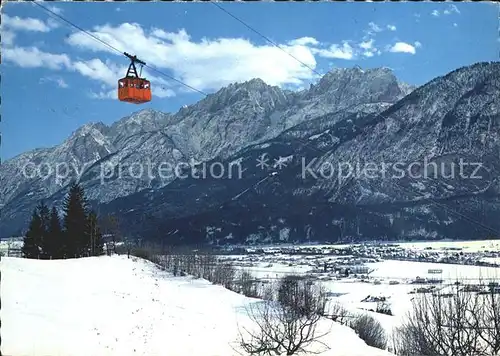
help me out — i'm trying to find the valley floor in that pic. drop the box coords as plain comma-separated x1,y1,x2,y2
1,255,393,356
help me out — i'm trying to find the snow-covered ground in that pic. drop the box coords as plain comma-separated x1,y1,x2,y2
232,239,500,254
0,238,23,255
226,256,500,337
1,255,393,356
393,239,500,252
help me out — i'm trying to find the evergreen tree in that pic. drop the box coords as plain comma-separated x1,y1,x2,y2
62,182,89,258
87,211,104,256
38,201,51,259
47,207,63,259
22,208,43,259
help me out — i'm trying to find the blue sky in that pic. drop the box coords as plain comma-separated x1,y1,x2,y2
1,1,498,160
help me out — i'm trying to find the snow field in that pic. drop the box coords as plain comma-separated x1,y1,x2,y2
1,255,393,356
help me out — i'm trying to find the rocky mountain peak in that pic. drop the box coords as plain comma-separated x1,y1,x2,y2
4,62,500,243
304,65,410,106
191,77,289,115
71,121,108,138
230,78,269,91
108,109,174,147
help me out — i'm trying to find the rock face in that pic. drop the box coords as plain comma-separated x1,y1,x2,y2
2,62,499,245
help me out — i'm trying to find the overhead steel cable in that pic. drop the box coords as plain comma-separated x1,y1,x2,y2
31,0,499,238
210,1,500,237
30,0,208,96
209,1,322,78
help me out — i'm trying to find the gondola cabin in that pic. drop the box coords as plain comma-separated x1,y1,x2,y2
118,78,151,104
118,52,152,104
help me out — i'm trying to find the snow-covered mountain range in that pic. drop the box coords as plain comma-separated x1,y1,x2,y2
2,62,499,244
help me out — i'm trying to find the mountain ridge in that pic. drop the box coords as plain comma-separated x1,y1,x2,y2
2,62,498,244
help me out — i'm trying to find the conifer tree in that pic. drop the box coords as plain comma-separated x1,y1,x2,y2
62,182,88,258
87,211,104,256
47,207,63,259
38,201,51,259
22,208,43,259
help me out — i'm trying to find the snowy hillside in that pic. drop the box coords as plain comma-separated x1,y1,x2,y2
1,255,394,356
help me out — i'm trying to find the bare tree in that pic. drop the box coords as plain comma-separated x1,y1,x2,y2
212,263,236,290
393,280,500,356
276,275,326,318
473,284,500,355
326,301,351,326
237,277,330,355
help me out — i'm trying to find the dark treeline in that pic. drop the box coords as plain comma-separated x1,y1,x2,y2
22,182,104,259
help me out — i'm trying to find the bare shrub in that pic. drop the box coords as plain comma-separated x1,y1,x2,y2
237,270,260,298
237,276,329,355
277,275,327,317
478,284,500,355
349,313,387,350
327,301,351,326
393,280,500,356
119,243,241,293
212,263,236,290
129,247,152,260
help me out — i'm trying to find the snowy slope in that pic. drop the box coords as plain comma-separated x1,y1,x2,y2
1,256,394,356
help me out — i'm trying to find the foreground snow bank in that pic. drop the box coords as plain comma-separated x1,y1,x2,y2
1,255,393,356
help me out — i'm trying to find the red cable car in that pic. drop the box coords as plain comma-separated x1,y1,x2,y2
118,52,152,104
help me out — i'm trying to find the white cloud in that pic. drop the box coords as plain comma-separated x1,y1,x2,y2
2,14,52,32
40,76,69,88
71,58,122,87
288,37,320,46
46,18,61,30
3,30,16,46
4,21,419,100
2,46,72,69
363,22,395,41
453,23,458,27
47,5,63,15
312,42,354,60
359,39,374,50
414,41,422,48
89,89,116,100
388,42,417,55
368,22,383,33
358,39,377,57
56,78,69,88
66,24,320,91
436,5,460,17
444,5,460,15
